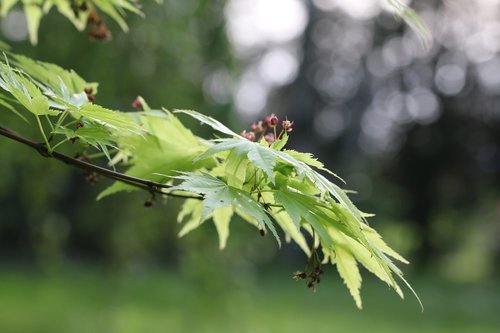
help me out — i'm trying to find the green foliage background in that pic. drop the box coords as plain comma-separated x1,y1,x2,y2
0,0,499,331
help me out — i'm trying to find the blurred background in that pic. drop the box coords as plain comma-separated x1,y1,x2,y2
0,0,499,332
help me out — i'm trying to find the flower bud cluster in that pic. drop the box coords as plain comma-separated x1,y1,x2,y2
281,120,294,133
239,114,294,145
293,263,324,292
240,130,256,141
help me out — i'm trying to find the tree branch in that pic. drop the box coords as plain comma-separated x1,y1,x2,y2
0,124,203,201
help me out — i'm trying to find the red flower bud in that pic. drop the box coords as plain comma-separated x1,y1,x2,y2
251,121,264,133
264,133,275,144
132,98,142,110
264,114,278,127
270,115,278,126
240,131,256,141
282,120,294,132
87,94,95,103
263,116,272,127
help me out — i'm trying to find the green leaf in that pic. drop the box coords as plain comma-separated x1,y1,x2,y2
0,61,58,116
283,149,325,169
291,160,362,222
0,0,143,45
213,207,233,250
363,226,409,264
327,225,404,300
13,54,97,97
98,111,211,199
0,0,19,17
267,200,310,255
283,149,344,182
196,137,362,225
30,95,50,115
75,104,142,135
246,142,276,183
271,132,288,151
53,0,89,31
243,148,360,225
196,138,358,222
273,189,332,247
171,173,280,246
177,199,204,237
24,3,42,45
386,0,432,49
92,0,143,32
196,138,277,183
334,245,363,309
174,109,240,137
75,125,114,145
224,149,249,189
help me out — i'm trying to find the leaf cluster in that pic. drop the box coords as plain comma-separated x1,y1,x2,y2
0,0,431,47
165,111,421,309
0,48,143,159
0,0,147,44
0,49,422,309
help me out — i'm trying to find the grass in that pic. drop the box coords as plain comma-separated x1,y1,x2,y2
0,267,498,333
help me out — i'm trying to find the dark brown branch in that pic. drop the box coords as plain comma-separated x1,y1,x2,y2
0,125,203,201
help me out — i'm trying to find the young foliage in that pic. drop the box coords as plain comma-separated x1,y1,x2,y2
171,173,280,245
0,1,430,47
0,0,144,44
385,0,432,48
169,110,422,310
98,109,213,199
0,48,422,310
0,50,140,155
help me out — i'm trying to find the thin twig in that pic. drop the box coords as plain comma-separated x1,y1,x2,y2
0,124,203,201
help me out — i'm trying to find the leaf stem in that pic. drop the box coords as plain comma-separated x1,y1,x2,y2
54,108,71,130
44,115,54,131
50,138,69,151
277,128,284,141
305,229,316,272
36,115,52,152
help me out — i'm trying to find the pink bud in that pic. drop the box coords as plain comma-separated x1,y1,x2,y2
263,116,272,127
132,98,142,110
269,114,279,126
282,120,294,132
240,131,256,141
264,133,275,144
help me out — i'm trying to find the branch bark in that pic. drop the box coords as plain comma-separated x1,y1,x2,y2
0,125,203,201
